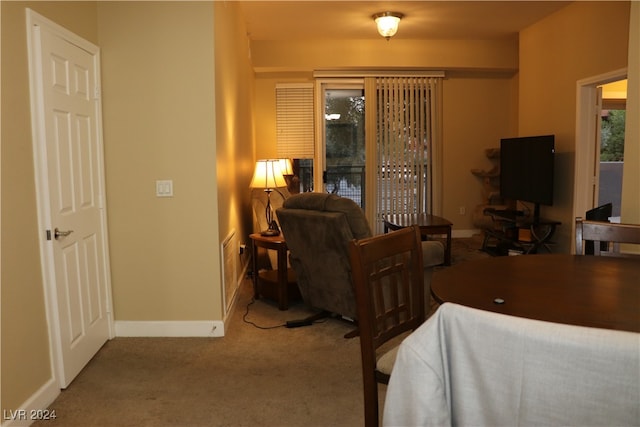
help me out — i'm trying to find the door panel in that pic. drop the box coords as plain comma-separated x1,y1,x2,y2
61,242,84,343
29,12,111,388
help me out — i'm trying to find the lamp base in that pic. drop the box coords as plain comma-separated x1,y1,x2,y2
260,229,280,237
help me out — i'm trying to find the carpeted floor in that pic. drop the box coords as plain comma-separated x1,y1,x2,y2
33,236,488,427
446,233,491,265
34,283,364,427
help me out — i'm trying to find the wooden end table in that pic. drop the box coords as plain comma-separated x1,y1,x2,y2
383,213,453,265
250,233,299,310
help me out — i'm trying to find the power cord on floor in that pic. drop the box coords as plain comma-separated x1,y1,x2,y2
242,298,286,330
242,297,332,330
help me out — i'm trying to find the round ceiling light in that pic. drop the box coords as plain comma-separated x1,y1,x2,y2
372,12,404,40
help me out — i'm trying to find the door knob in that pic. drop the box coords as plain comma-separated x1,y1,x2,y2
54,228,74,240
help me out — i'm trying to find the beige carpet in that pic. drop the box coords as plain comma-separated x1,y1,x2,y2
34,282,366,427
33,236,487,427
446,233,490,265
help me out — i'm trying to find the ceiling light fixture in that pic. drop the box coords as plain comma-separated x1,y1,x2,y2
373,12,404,40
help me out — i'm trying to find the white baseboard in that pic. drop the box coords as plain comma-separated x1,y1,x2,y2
1,378,59,427
452,229,481,238
114,320,225,337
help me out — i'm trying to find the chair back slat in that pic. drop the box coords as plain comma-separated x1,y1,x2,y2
575,217,640,256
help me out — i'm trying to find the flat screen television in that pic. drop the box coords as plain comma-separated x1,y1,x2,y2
500,135,555,223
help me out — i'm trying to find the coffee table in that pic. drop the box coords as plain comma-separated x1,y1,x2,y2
431,254,640,332
383,213,453,265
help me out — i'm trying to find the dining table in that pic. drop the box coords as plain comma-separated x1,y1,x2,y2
431,254,640,332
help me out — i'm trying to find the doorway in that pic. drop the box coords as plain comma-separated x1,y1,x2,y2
597,80,627,220
27,9,113,388
574,68,627,242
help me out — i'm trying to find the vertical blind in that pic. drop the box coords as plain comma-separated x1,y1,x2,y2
371,76,442,223
276,83,315,158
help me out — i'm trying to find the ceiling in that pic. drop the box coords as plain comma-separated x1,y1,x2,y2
240,1,572,41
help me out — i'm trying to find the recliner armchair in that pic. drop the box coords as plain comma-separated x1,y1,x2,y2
276,193,444,321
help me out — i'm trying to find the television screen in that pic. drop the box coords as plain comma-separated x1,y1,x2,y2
500,135,555,207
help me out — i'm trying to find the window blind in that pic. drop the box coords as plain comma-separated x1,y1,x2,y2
276,83,315,158
371,76,442,221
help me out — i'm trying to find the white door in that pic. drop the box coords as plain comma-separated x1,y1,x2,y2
27,10,112,388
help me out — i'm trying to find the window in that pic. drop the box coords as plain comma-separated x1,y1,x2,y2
276,83,315,193
276,83,314,158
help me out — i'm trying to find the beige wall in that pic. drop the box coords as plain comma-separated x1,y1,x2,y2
213,1,256,271
254,74,313,161
251,38,518,73
1,0,99,414
97,2,219,322
519,1,631,253
442,72,519,226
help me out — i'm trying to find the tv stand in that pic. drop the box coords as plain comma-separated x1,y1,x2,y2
481,208,561,255
532,202,542,225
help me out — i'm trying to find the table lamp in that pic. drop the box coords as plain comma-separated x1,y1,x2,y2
278,158,300,194
278,158,294,177
250,159,287,236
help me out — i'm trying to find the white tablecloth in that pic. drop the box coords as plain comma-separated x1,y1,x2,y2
383,303,640,427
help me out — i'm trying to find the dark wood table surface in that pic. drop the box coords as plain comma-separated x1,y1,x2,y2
432,254,640,332
383,213,453,265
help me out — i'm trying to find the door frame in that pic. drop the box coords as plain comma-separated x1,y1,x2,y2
26,9,114,388
573,67,627,249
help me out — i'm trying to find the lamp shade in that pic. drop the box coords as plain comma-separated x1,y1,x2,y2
278,158,294,176
373,12,403,39
249,159,287,189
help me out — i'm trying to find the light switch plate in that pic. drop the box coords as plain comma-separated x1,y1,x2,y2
156,180,173,197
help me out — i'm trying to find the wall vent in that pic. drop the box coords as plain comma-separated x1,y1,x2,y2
221,229,238,314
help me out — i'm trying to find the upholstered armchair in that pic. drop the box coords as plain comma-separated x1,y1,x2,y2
276,193,444,321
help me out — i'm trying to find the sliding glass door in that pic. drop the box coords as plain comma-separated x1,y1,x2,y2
314,75,443,233
316,81,366,208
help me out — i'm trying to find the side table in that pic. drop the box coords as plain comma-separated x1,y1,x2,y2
249,233,300,310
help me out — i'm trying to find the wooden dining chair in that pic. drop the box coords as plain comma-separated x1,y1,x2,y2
348,225,426,427
575,217,640,256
